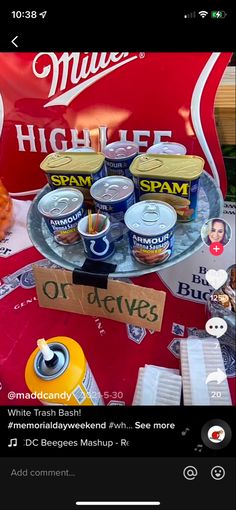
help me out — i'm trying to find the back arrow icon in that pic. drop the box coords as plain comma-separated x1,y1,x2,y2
11,36,18,47
205,368,226,385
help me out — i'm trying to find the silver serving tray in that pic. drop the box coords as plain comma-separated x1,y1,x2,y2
27,171,224,278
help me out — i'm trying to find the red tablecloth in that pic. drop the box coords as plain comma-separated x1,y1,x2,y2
0,246,235,405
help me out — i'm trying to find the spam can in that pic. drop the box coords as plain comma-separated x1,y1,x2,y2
40,151,106,208
130,154,204,222
147,142,187,155
124,201,177,265
104,141,139,178
38,187,84,245
25,337,104,406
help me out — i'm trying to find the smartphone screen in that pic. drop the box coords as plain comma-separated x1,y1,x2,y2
0,6,235,509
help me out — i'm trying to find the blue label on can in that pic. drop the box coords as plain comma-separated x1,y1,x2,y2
133,176,200,222
93,164,107,181
45,207,84,245
94,192,135,223
106,155,138,178
128,228,174,265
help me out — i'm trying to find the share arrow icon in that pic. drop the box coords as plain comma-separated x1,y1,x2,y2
205,368,227,385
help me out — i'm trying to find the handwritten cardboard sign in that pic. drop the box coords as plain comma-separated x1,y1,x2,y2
33,266,166,332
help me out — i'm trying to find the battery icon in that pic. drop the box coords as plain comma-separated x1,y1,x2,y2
211,11,227,18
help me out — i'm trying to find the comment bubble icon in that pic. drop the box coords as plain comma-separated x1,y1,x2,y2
205,318,227,338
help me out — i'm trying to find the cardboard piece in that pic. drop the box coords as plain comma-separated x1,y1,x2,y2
33,266,166,332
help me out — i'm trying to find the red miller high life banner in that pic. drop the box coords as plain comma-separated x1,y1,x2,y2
0,52,232,196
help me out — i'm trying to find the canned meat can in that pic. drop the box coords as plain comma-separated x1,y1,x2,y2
90,176,135,223
124,200,177,265
40,151,106,208
130,154,204,222
104,141,138,177
147,142,187,155
38,187,84,245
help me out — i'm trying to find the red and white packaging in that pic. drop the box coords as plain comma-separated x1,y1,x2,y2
0,52,232,197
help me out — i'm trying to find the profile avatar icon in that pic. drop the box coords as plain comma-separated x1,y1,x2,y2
201,218,231,247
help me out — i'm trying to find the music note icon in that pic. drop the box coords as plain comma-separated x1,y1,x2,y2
8,438,17,447
194,444,203,452
181,427,190,436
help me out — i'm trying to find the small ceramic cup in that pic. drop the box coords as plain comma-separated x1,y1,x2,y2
77,214,116,261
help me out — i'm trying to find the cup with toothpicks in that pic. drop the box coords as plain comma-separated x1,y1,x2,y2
77,210,116,260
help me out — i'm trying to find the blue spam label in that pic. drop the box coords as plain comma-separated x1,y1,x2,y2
133,177,200,222
128,228,174,265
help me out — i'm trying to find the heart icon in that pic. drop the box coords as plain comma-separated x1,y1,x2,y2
205,269,228,290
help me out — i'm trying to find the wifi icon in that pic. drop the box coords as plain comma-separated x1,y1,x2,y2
198,10,208,18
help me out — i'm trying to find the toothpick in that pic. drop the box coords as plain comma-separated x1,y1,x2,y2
88,209,93,234
94,209,100,233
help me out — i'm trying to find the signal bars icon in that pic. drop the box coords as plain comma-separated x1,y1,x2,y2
184,12,196,18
